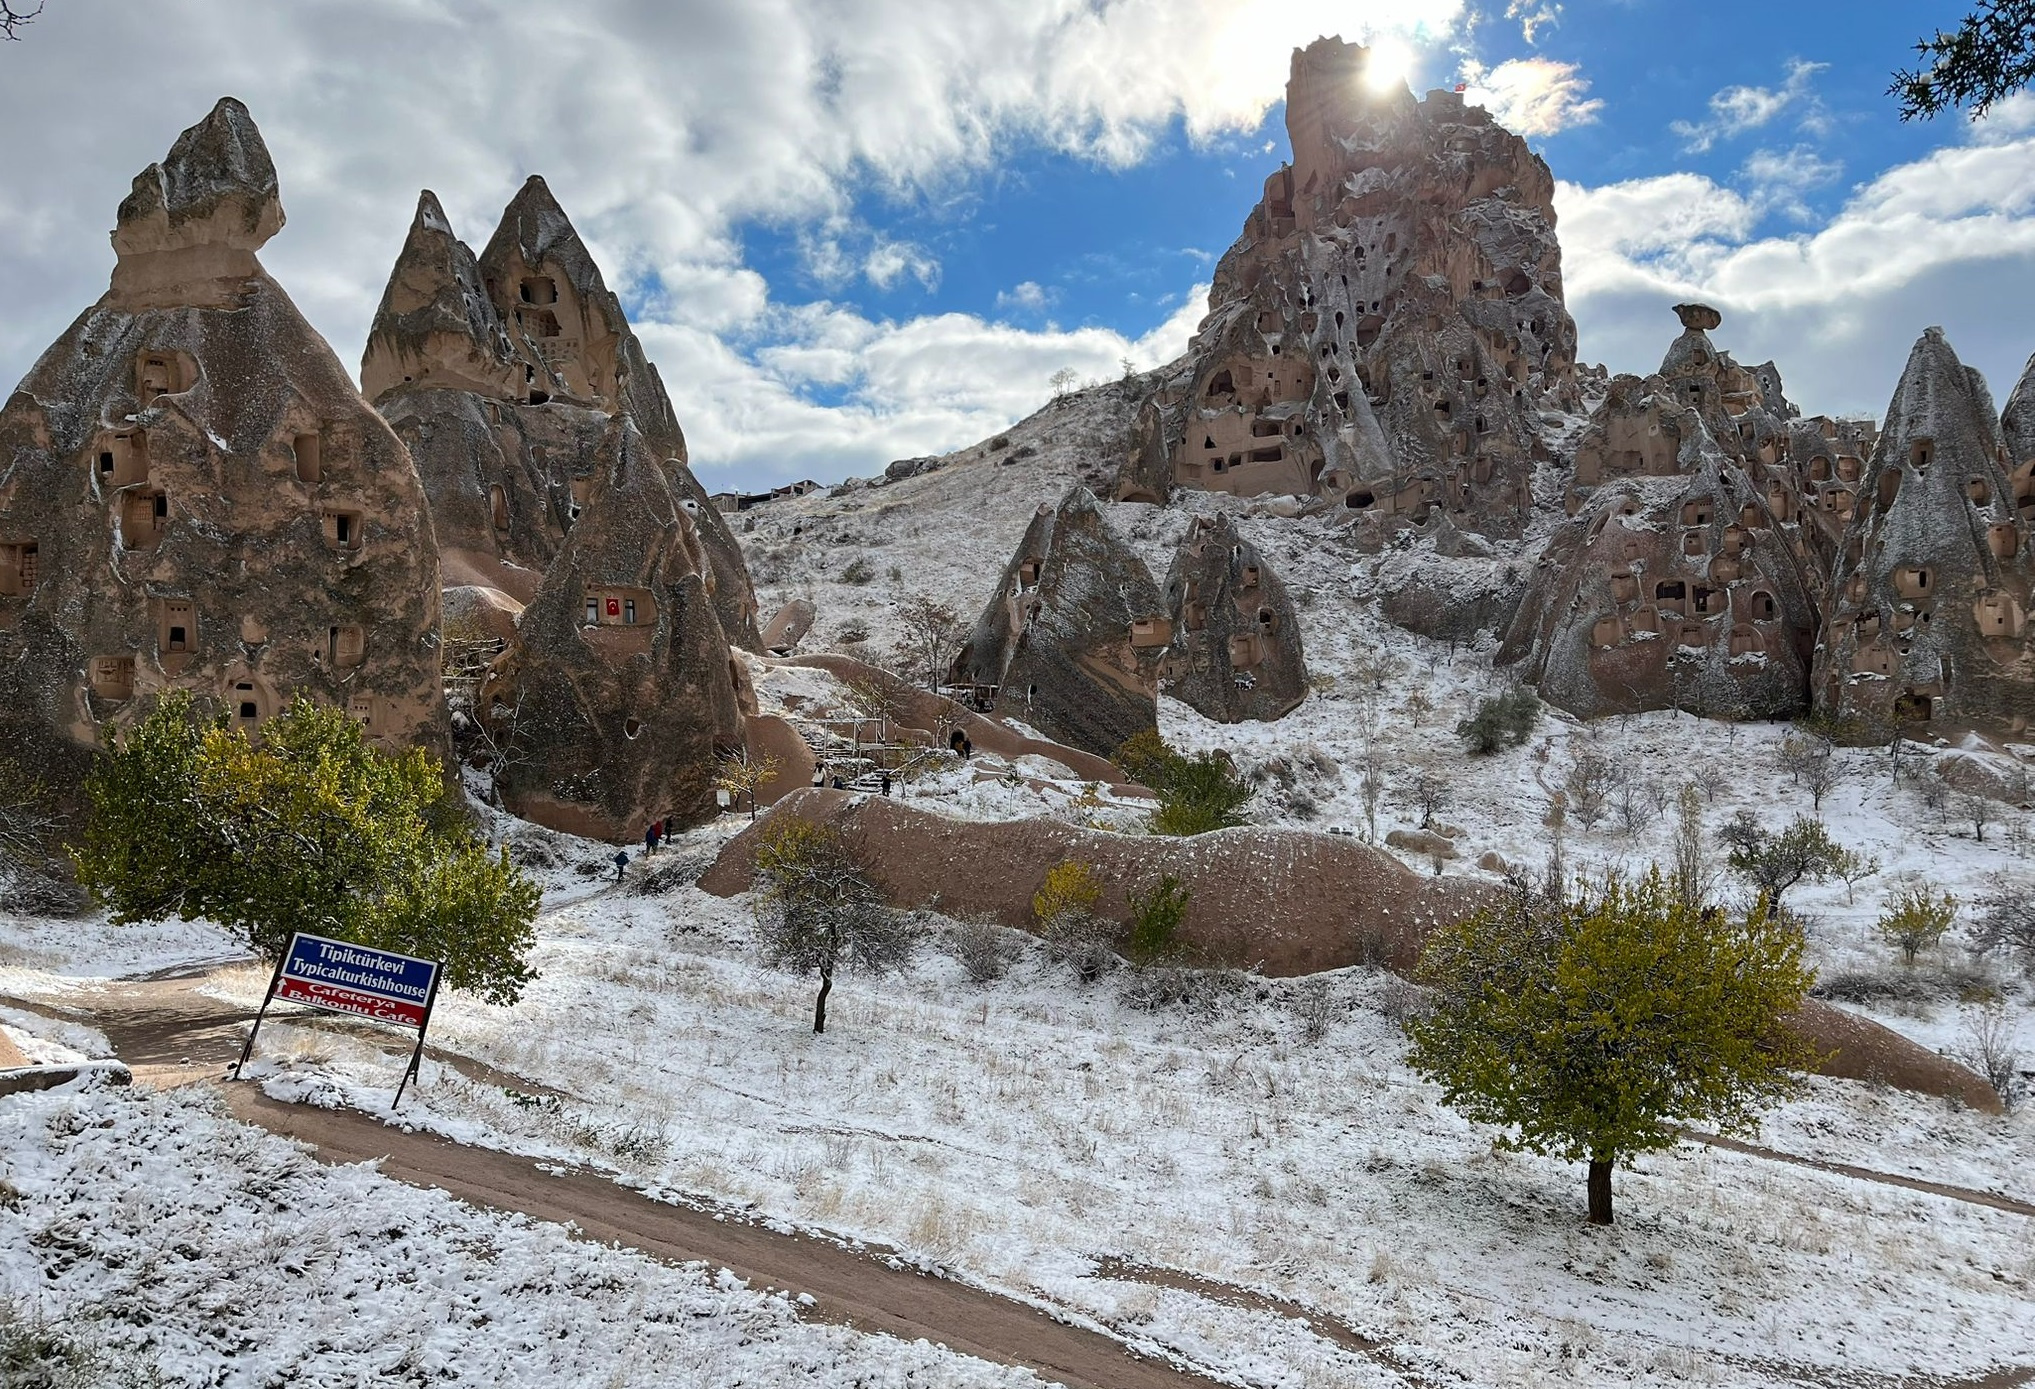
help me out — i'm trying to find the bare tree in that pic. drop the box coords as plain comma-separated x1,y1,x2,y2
1543,795,1569,904
713,747,782,822
1670,783,1714,910
1971,875,2035,971
1406,767,1452,829
1612,776,1665,837
1957,997,2022,1111
1804,746,1844,815
893,591,963,693
1962,790,2000,843
1358,744,1388,842
1048,367,1079,398
0,2,43,40
1563,749,1618,830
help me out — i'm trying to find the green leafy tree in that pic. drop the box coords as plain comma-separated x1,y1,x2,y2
1113,731,1252,836
72,694,538,1004
753,815,916,1032
1719,811,1851,913
1405,870,1816,1225
1894,1,2035,119
1455,687,1542,755
1878,883,1959,964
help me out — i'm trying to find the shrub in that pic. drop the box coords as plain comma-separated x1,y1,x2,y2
1124,874,1190,963
1112,731,1252,836
949,915,1023,983
839,555,876,585
1877,883,1958,964
1456,687,1541,755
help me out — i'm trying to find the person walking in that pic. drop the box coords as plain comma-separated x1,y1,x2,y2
644,821,660,856
880,771,892,797
612,849,629,882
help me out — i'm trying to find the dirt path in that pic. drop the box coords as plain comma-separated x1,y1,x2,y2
1684,1130,2035,1220
23,977,1228,1389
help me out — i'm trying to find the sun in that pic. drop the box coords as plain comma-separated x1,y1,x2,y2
1363,39,1414,94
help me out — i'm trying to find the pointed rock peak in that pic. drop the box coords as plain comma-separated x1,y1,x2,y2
114,97,283,261
483,173,596,279
2000,351,2035,464
360,188,519,403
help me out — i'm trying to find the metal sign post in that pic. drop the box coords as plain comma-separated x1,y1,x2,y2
234,932,444,1109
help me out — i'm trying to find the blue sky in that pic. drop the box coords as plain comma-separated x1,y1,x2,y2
2,1,2033,489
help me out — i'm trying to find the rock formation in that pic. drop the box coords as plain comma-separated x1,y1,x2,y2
1500,306,1819,718
0,98,443,773
480,419,747,839
1118,36,1580,539
947,486,1166,758
362,180,760,648
760,597,816,655
1160,515,1308,722
1814,329,2035,732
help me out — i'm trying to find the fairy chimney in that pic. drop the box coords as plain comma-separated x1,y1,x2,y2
363,179,761,647
481,418,747,840
0,98,444,777
1119,36,1579,539
1814,329,2035,733
948,486,1166,758
1161,515,1308,722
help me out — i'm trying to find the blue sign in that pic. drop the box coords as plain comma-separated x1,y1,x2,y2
274,932,438,1029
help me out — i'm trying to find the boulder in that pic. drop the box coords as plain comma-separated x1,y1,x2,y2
761,597,817,655
0,98,445,775
1385,827,1458,859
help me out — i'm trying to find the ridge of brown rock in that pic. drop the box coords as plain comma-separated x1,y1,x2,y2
1160,514,1308,722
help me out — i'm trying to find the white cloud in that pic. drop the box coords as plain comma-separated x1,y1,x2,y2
994,280,1055,315
1558,121,2035,419
1670,59,1828,153
1740,145,1844,221
1458,57,1603,138
0,0,1469,489
1504,1,1563,44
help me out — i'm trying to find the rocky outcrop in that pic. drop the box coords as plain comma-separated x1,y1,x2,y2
760,598,816,655
947,486,1166,758
363,181,760,648
1119,37,1579,539
0,98,444,772
1501,307,1818,719
1814,329,2035,732
480,419,746,840
1160,514,1308,722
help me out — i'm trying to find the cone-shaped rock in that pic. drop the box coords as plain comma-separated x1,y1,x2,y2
1814,329,2035,732
948,486,1166,758
1119,37,1579,539
0,98,444,781
481,419,747,840
364,179,760,648
1160,515,1308,722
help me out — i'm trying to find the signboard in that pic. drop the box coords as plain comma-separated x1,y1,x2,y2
274,933,437,1028
233,932,444,1108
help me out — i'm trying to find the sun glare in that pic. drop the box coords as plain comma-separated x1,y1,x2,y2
1363,39,1413,94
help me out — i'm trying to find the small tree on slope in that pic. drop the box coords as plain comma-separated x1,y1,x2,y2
1404,870,1816,1225
753,815,916,1033
72,693,539,1004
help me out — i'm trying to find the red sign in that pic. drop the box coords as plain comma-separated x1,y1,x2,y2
606,597,620,617
274,975,430,1027
273,933,438,1030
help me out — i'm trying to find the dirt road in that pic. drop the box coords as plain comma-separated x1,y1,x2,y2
24,977,1236,1389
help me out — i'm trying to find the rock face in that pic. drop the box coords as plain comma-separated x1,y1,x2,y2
1814,329,2035,732
947,486,1166,758
480,419,747,840
362,180,760,648
0,98,443,771
1160,515,1308,722
1501,307,1819,718
760,597,816,655
1118,36,1579,539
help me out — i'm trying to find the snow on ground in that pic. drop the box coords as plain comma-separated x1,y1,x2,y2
170,871,2035,1389
0,1075,1048,1389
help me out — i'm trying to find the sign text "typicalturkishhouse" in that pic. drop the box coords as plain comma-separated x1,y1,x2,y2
274,933,438,1029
